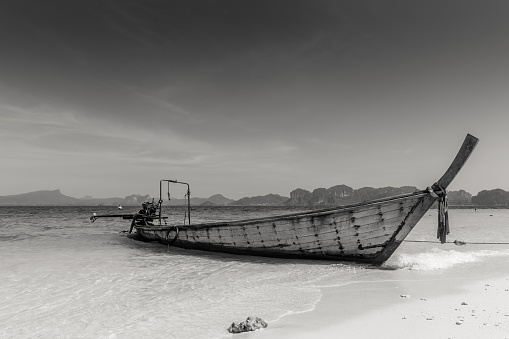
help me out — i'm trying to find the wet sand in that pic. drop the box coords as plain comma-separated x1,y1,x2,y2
241,210,509,339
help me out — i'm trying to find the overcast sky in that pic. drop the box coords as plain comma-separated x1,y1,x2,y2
1,0,508,199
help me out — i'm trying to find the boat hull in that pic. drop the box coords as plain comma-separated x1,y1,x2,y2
135,192,436,264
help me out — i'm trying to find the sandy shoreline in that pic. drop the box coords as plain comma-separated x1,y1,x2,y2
246,270,509,339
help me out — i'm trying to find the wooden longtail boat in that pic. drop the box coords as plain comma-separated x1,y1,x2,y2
91,134,478,264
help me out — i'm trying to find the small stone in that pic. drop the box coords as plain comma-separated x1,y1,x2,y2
420,298,427,301
461,302,468,305
456,321,463,325
426,317,434,320
228,317,268,334
402,316,407,319
400,294,411,298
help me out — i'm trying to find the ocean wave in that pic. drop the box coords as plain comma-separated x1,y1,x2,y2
383,248,509,270
0,233,35,242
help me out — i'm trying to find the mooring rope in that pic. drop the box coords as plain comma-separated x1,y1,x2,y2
437,185,449,244
404,240,509,245
165,226,179,245
427,184,449,244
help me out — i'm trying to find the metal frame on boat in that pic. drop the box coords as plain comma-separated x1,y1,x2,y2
91,134,478,264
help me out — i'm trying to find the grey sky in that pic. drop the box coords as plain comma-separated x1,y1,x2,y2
1,0,508,199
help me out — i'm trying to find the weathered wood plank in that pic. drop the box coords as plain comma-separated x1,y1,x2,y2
190,199,418,239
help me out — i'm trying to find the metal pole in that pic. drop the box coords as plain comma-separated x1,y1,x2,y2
159,179,191,226
187,184,191,226
159,180,163,222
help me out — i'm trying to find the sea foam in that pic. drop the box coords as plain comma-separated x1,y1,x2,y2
384,248,509,271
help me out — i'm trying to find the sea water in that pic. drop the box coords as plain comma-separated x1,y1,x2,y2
1,206,509,338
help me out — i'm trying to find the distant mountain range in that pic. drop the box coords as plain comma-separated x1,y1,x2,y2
471,189,509,206
0,190,82,206
0,187,508,207
229,194,289,206
0,190,236,206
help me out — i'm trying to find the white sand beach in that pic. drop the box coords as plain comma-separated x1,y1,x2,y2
249,272,509,339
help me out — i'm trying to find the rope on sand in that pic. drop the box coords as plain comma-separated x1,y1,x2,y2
404,240,509,245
